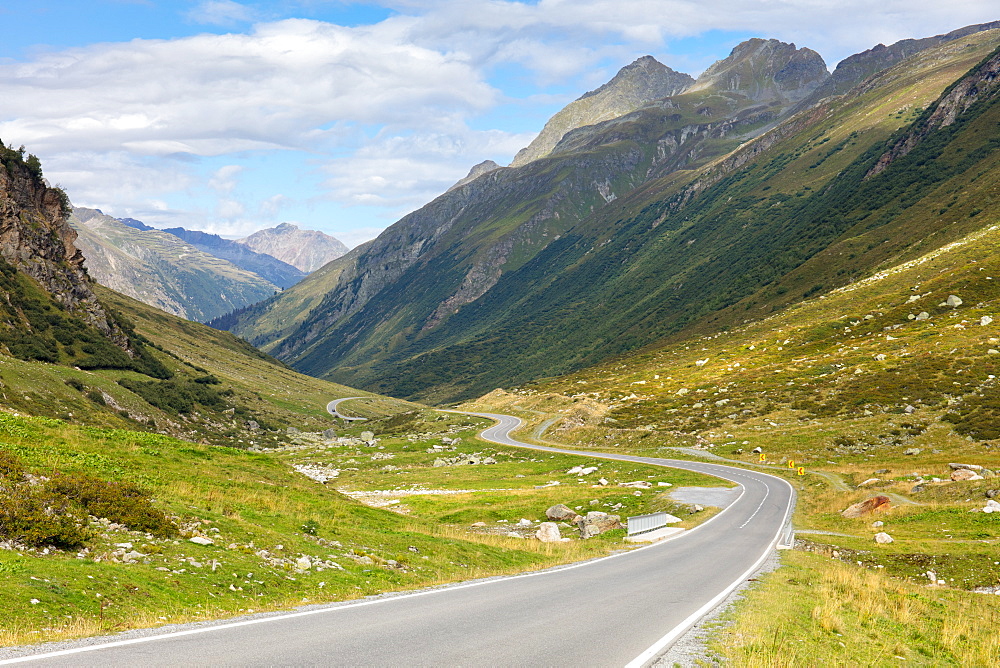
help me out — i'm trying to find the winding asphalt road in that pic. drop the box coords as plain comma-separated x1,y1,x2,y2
325,397,368,421
1,412,794,667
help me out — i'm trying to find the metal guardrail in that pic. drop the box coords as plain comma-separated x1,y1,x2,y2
626,512,670,536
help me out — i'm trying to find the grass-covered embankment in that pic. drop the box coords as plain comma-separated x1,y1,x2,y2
0,408,727,648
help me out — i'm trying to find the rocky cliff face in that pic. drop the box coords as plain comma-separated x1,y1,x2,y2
0,148,126,346
237,223,349,273
509,56,694,167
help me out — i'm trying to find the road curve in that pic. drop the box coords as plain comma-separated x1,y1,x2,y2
325,397,368,421
1,413,794,667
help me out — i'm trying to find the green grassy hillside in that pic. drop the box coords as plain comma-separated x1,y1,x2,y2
226,32,1000,407
333,33,1000,403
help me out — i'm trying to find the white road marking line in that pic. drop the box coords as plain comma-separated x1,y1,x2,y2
737,484,770,529
626,475,795,668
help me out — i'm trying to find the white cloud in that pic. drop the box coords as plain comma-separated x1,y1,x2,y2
322,125,532,213
0,19,498,159
6,1,1000,243
208,165,244,193
216,198,246,219
186,0,259,27
259,194,288,217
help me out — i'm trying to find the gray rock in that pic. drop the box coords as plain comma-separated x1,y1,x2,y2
915,312,929,321
189,536,214,546
874,532,893,544
986,489,1000,499
545,504,580,522
949,462,983,471
322,428,337,439
904,448,921,456
577,512,622,539
535,522,563,542
360,431,375,441
296,555,312,570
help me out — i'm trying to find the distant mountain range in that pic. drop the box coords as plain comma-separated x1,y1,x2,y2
216,21,1000,403
70,212,347,322
237,222,349,273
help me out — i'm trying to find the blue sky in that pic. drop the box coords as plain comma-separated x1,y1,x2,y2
1,1,997,247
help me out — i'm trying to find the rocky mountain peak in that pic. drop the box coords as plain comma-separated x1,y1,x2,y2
238,223,348,273
578,55,694,102
509,55,694,168
689,38,828,103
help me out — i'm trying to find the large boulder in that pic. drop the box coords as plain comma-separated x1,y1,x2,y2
951,469,984,482
874,532,894,544
841,496,891,518
545,504,579,522
535,522,563,542
577,512,622,539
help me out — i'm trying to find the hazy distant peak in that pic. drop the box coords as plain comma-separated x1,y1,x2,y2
238,223,348,273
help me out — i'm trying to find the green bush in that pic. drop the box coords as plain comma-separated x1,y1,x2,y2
47,472,177,538
118,377,225,414
0,454,90,549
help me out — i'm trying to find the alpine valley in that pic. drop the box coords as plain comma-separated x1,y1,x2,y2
4,18,1000,665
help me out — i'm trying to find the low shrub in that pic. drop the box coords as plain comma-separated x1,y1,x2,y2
46,472,178,538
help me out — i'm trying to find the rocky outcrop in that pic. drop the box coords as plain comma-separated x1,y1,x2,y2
510,56,694,167
237,223,349,273
545,504,580,522
807,21,1000,103
577,512,622,538
0,150,127,347
841,496,892,518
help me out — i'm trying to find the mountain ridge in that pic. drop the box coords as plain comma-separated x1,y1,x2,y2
221,29,1000,403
